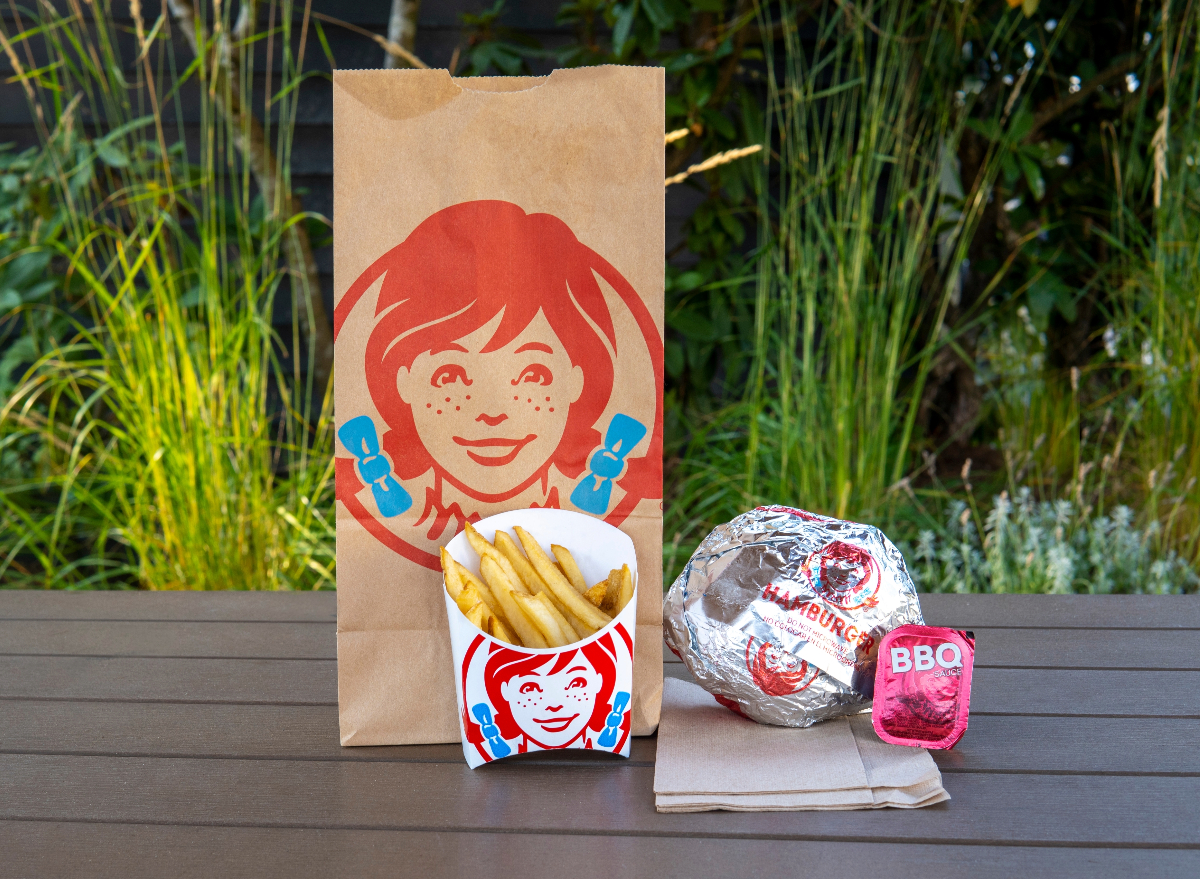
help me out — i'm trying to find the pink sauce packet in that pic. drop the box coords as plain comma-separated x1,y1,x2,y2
872,624,974,750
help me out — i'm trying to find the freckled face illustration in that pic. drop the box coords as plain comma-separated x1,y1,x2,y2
358,200,662,533
498,652,602,748
396,310,584,498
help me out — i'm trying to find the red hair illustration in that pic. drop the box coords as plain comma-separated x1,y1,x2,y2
465,632,627,754
334,200,663,567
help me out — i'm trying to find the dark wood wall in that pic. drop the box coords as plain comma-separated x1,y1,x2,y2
0,1,699,329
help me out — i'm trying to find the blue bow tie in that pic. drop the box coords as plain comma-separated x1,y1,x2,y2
570,414,648,515
597,691,631,748
338,415,413,518
472,703,512,759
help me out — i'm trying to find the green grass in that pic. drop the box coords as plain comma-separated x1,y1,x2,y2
1,0,1195,594
0,1,334,589
665,0,1050,580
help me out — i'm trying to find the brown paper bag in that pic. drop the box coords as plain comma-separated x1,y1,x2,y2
333,67,665,746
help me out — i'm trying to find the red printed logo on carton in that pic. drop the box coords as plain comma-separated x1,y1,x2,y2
442,508,638,768
459,626,633,766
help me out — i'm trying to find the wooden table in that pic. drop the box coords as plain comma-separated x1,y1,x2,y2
1,592,1196,878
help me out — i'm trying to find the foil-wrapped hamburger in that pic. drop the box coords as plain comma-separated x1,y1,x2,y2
663,505,923,727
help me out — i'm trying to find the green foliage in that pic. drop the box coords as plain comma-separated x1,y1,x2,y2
663,0,1050,573
0,1,334,589
910,489,1198,593
1,0,1196,593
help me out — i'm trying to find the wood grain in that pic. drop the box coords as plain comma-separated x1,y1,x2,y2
7,654,1197,715
667,660,1200,716
3,754,1198,847
3,591,1195,876
8,592,1195,628
0,656,337,704
9,618,1197,673
2,821,1195,879
919,593,1200,629
2,699,1195,775
0,591,336,622
0,620,335,658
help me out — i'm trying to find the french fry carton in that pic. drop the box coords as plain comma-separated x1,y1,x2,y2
443,509,637,767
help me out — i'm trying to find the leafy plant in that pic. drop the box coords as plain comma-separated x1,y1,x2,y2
910,488,1197,594
662,0,1057,581
0,0,334,589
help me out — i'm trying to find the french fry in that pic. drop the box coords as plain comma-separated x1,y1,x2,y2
514,526,612,631
489,615,517,644
544,589,594,640
441,547,464,600
455,584,487,617
480,556,547,648
454,558,488,594
601,567,622,614
468,571,511,629
464,522,525,592
514,592,570,647
617,563,634,613
464,602,488,632
534,592,579,645
494,531,541,595
552,544,588,593
583,582,607,608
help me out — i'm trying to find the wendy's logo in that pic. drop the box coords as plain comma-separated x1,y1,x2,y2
745,635,818,696
459,627,634,762
804,541,881,611
333,201,663,570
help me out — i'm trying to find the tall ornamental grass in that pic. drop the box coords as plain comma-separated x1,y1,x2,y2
0,1,334,589
665,0,1058,576
1117,4,1200,566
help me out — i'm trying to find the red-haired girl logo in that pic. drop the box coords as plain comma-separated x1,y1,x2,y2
745,635,819,696
460,627,633,761
334,201,663,570
803,541,881,611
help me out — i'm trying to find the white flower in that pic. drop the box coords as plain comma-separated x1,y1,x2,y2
1103,325,1119,358
1068,75,1081,94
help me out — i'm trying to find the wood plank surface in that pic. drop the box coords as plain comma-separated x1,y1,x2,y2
919,593,1200,628
0,620,335,658
3,593,1196,878
0,656,337,704
2,699,1195,775
0,591,336,622
8,618,1197,671
7,654,1198,715
5,822,1193,879
3,754,1198,847
5,591,1195,628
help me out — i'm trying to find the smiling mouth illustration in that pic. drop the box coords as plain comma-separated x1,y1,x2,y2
533,714,579,734
452,434,537,466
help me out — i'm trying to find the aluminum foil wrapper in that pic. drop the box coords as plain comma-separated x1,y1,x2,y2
663,505,924,727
